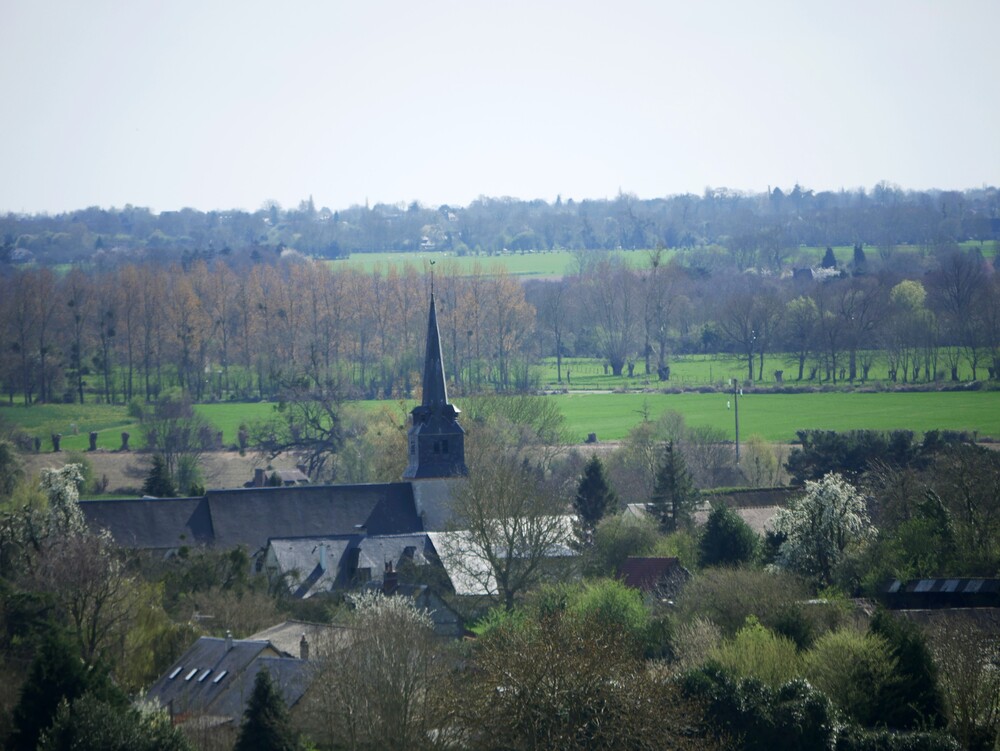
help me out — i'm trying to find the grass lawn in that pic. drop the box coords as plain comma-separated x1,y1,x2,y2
5,389,998,453
554,390,1000,443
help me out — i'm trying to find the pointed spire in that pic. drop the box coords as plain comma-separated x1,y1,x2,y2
403,294,466,479
421,294,448,409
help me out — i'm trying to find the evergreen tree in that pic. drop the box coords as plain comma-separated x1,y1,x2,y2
869,609,946,729
821,246,837,268
141,454,176,498
8,630,120,751
233,669,299,751
852,242,867,272
699,503,760,567
650,441,699,532
573,455,618,545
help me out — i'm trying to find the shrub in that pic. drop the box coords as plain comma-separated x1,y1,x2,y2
709,616,801,687
698,504,759,567
805,628,899,726
675,566,811,637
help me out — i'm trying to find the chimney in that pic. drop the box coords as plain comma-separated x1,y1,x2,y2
383,561,398,595
253,468,266,487
299,633,309,660
225,630,233,651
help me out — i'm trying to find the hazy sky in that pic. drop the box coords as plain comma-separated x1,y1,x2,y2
1,0,997,214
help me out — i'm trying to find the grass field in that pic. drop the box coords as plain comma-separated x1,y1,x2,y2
4,389,998,453
553,391,1000,443
324,241,997,278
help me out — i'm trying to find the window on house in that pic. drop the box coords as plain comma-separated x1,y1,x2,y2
197,669,212,682
184,668,198,681
212,670,228,684
168,666,183,680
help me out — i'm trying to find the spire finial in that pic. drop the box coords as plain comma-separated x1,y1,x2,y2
429,259,436,296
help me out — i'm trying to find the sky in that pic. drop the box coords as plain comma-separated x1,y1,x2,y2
1,0,998,215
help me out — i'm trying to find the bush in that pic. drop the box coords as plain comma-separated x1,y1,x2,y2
698,504,759,567
684,665,838,751
805,628,899,726
675,567,811,637
582,513,658,577
834,726,960,751
709,616,801,687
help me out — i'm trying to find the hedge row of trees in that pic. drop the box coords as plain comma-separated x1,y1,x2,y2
2,242,999,406
3,184,997,264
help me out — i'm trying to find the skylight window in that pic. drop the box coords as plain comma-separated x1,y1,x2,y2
212,670,228,684
168,666,183,679
184,668,198,681
197,669,212,682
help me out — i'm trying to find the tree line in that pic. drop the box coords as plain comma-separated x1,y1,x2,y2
2,184,997,265
2,242,999,406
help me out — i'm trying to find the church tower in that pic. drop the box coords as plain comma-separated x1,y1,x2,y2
403,295,467,479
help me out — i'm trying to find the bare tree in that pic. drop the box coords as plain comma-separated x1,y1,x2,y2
442,453,572,611
303,592,451,750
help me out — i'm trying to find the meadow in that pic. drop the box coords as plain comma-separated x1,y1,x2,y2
326,241,996,278
4,388,998,454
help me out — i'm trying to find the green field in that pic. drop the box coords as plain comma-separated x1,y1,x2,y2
553,391,1000,443
4,390,998,452
323,241,997,278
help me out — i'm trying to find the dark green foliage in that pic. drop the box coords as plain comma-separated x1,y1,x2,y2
233,669,299,751
683,664,838,751
868,610,946,730
822,246,838,268
651,440,699,532
38,692,192,751
698,503,759,567
8,630,121,751
771,604,817,650
141,454,176,498
573,455,618,542
853,243,867,270
785,430,971,484
835,726,960,751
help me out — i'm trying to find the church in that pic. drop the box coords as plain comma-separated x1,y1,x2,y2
80,296,470,580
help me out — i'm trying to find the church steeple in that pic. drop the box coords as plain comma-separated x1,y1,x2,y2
403,295,467,479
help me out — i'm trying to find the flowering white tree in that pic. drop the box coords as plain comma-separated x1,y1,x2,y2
772,472,875,586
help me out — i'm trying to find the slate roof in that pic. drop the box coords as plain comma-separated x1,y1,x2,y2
146,637,282,721
82,481,424,553
267,533,440,598
248,620,354,656
207,483,421,551
79,496,213,549
411,478,464,531
266,535,361,597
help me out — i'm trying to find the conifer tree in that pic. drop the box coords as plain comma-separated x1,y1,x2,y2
141,454,176,498
650,441,698,532
233,669,299,751
573,455,618,545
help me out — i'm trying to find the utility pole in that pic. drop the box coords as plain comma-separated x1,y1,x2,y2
732,378,740,464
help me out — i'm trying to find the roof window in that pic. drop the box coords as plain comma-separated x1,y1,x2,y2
197,669,212,682
184,668,198,681
212,670,228,684
168,666,183,679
